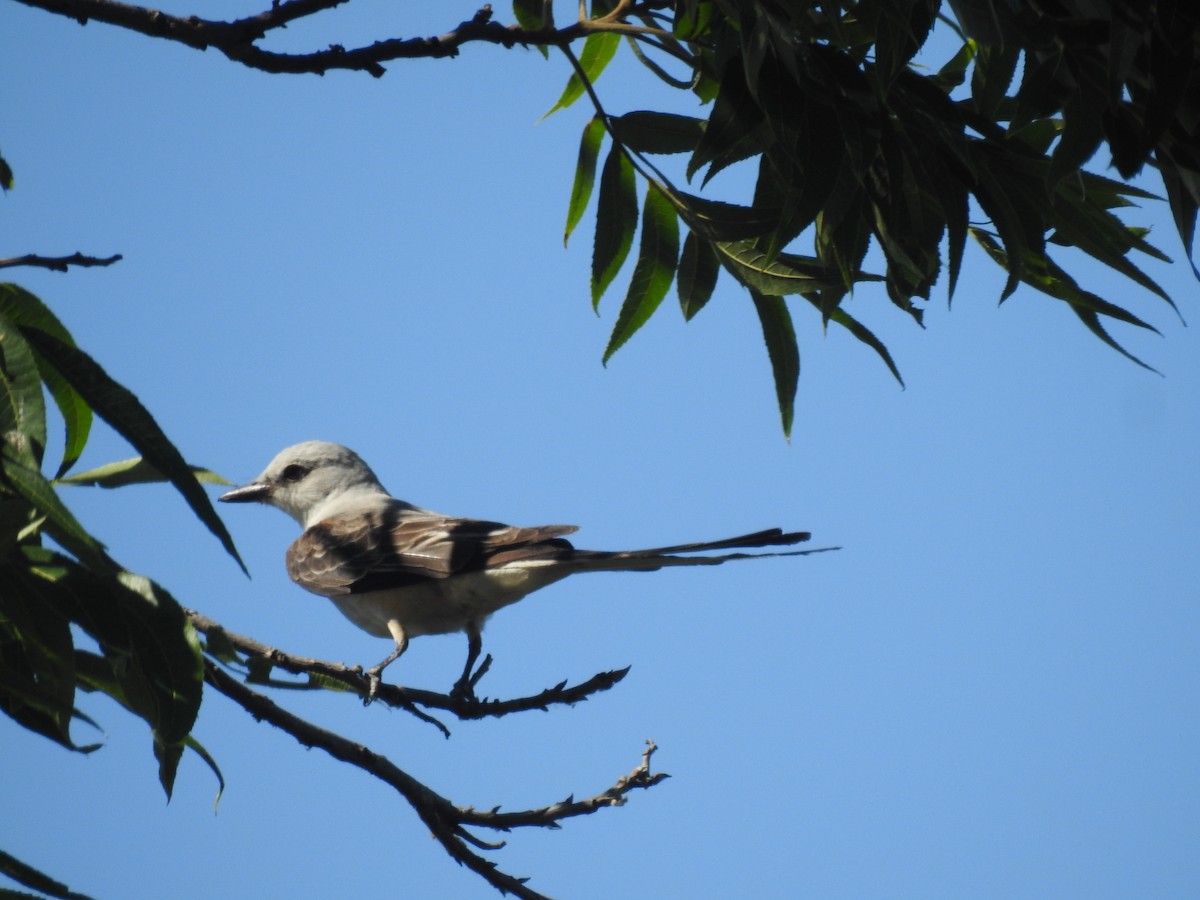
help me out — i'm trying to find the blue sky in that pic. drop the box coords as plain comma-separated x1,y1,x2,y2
3,4,1198,898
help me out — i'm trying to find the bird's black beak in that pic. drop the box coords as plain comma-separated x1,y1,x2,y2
219,482,271,504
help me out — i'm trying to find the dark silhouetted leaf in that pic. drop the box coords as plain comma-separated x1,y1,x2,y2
611,111,704,155
678,233,720,320
0,311,47,461
17,329,246,574
717,242,883,296
604,184,679,362
750,291,798,437
0,442,110,572
0,285,92,477
591,145,638,308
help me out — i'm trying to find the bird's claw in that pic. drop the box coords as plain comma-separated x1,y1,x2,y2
364,668,384,705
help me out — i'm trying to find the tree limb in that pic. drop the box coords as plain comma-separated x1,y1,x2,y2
184,608,632,727
0,252,123,272
203,658,668,900
11,0,593,77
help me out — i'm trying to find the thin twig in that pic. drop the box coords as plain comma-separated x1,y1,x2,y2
202,659,669,900
184,609,632,724
0,252,122,271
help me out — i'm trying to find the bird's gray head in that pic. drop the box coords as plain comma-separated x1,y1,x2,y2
219,441,388,526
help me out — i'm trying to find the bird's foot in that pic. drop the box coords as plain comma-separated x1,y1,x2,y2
450,653,493,703
363,667,385,705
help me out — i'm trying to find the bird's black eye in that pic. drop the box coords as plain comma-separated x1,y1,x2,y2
281,464,309,483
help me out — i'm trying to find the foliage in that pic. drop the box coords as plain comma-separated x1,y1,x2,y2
4,0,1199,896
550,0,1198,433
12,1,1196,433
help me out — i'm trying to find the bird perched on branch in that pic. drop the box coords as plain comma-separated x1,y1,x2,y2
220,441,834,699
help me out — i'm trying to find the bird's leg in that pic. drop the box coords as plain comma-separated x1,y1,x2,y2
363,619,408,703
451,624,487,700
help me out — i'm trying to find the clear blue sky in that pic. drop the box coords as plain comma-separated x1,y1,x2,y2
3,5,1198,898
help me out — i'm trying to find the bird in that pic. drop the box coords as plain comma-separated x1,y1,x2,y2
219,440,833,699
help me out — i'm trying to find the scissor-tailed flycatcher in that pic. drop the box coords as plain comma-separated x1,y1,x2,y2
220,441,832,698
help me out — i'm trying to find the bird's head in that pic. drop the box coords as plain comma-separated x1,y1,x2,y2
219,441,388,526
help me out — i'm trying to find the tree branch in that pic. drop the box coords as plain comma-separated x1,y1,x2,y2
12,0,590,77
203,658,668,900
0,252,123,271
185,609,631,728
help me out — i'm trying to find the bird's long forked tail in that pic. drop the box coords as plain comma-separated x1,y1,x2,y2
573,528,840,572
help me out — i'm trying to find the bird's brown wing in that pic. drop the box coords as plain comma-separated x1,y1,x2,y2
286,508,578,597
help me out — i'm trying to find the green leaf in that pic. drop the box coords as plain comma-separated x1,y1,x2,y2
155,733,187,799
30,552,205,798
971,229,1162,372
674,0,714,41
603,184,680,362
0,442,111,572
511,0,548,58
689,60,764,182
663,188,778,241
750,291,798,437
0,285,92,477
0,576,79,750
678,233,720,320
565,118,607,247
591,145,638,309
0,848,94,900
17,328,247,574
716,242,883,296
970,40,1019,120
0,311,47,462
611,111,705,155
55,456,231,489
184,734,227,811
817,303,905,387
544,32,620,118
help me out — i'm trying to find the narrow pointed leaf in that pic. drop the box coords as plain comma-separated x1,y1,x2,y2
716,241,883,296
750,291,798,437
661,187,778,241
678,233,720,320
610,111,704,155
0,285,91,477
565,118,607,246
511,0,549,58
0,442,111,572
0,311,47,459
972,229,1162,372
591,146,638,308
544,32,620,118
17,328,246,574
56,456,231,489
184,734,227,811
604,184,679,362
815,302,905,387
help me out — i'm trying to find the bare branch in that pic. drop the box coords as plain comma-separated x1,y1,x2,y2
0,252,123,272
203,659,669,900
12,0,584,77
201,659,549,899
184,609,632,725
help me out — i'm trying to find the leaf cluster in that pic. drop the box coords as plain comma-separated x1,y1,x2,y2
0,283,240,799
553,0,1196,432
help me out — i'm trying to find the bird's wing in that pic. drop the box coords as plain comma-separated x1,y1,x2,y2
286,508,578,596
